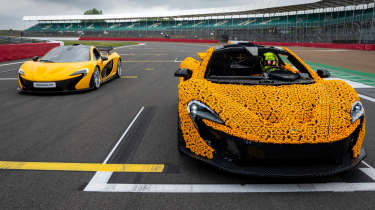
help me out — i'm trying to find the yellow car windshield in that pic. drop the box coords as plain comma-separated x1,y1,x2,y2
40,46,91,63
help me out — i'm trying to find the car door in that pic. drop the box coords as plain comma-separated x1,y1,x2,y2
93,48,113,81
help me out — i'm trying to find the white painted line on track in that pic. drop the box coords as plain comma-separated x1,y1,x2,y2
103,106,144,164
174,58,183,63
325,78,373,89
86,157,375,193
359,161,375,181
0,61,24,67
85,182,375,193
358,94,375,103
84,106,145,191
0,78,17,80
115,43,145,50
85,172,113,189
0,69,17,74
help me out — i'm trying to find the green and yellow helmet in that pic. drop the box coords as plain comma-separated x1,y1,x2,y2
260,52,279,72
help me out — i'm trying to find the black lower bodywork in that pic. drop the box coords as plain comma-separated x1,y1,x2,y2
18,75,87,93
18,73,119,94
178,118,366,178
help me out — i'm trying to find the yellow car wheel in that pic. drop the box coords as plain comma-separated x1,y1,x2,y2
91,67,101,89
115,60,122,78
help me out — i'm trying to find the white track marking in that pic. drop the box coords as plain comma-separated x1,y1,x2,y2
0,78,17,80
0,69,17,74
115,43,145,50
84,106,145,191
358,94,375,103
103,106,144,164
0,61,24,67
325,78,373,89
362,161,374,168
360,161,375,181
85,172,114,189
84,182,375,193
174,58,183,63
360,169,375,181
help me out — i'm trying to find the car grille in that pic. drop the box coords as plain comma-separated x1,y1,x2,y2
196,119,363,166
19,75,84,92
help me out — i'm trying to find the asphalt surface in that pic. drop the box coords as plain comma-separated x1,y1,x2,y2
1,42,375,209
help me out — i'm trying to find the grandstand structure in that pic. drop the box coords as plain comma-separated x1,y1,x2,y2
23,0,375,43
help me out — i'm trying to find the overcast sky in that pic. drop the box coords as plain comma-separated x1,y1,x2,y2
0,0,304,30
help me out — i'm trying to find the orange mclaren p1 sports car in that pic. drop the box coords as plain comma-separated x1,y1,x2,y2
17,44,122,93
175,43,366,177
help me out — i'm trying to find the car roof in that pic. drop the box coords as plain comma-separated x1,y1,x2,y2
215,43,287,56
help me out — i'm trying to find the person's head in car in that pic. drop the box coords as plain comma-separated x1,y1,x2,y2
260,52,279,72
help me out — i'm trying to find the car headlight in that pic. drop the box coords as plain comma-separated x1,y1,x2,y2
18,68,25,76
351,101,364,123
187,100,224,124
70,68,89,76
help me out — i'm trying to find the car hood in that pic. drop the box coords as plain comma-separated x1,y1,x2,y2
21,61,90,81
183,80,360,144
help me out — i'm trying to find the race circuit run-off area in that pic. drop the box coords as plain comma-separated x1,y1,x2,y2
2,42,375,195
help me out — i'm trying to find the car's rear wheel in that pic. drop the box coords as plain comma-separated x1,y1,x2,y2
91,67,101,89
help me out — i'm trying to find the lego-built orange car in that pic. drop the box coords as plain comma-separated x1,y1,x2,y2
175,43,366,177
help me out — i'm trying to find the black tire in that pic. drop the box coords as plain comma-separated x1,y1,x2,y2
115,59,122,78
90,67,101,89
177,115,185,153
17,87,24,95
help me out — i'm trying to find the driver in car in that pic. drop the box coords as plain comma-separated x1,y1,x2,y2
260,52,279,72
260,52,299,74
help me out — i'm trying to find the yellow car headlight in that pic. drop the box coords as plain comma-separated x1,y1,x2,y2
188,100,224,124
351,101,365,123
18,68,25,76
70,68,89,76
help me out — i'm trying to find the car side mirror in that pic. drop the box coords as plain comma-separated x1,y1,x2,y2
101,56,108,61
317,69,331,78
197,52,207,61
32,56,39,61
175,68,192,81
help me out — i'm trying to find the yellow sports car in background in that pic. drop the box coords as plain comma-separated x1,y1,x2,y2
175,43,366,177
18,44,122,93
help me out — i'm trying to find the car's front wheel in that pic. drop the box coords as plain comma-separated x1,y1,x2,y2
115,59,122,78
91,67,101,89
177,115,186,153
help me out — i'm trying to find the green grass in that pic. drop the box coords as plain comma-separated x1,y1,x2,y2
63,40,138,47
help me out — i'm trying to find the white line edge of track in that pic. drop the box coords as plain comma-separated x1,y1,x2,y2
84,182,375,193
0,78,17,80
115,43,145,50
0,61,24,67
84,161,375,193
84,106,375,193
84,106,144,190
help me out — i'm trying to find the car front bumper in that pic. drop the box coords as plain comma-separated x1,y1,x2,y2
18,75,88,93
178,118,366,178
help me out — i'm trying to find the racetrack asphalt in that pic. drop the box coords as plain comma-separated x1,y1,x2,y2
1,42,375,209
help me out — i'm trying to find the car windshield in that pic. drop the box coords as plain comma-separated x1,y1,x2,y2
205,46,314,85
40,46,90,63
